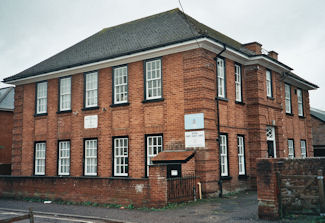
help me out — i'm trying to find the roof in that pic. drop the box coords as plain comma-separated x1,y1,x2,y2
0,87,14,111
2,8,316,90
3,8,254,83
310,107,325,122
287,72,319,89
152,150,195,164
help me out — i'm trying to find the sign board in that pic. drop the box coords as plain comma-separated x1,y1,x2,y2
185,131,205,148
171,170,178,176
184,113,204,130
84,115,98,129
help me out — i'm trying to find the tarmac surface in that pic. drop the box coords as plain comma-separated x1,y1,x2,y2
0,191,322,223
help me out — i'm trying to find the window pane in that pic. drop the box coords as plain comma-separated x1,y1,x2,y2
35,142,46,175
146,59,162,100
36,82,47,114
146,135,163,176
114,138,128,176
85,139,97,175
60,77,71,111
85,72,98,107
285,84,291,113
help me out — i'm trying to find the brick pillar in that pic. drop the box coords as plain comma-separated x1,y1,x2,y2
149,164,167,207
256,158,281,220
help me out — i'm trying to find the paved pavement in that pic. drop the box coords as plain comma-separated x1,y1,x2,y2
0,191,321,223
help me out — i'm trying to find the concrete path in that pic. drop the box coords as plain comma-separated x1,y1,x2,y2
0,191,320,223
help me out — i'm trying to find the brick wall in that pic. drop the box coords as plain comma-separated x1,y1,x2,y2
0,164,197,208
0,176,150,207
257,157,325,219
11,47,314,198
0,111,13,165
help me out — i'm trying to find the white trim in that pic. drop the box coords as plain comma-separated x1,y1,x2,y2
114,137,128,177
220,134,228,177
58,141,70,176
35,142,46,175
237,135,245,175
7,37,301,86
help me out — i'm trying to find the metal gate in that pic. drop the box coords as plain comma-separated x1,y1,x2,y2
167,176,196,203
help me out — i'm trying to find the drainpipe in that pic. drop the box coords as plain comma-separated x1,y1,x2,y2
214,44,226,198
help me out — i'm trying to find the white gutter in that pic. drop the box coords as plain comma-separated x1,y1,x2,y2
5,37,309,87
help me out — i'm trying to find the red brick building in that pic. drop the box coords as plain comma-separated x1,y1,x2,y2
3,9,318,200
310,107,325,156
0,87,14,175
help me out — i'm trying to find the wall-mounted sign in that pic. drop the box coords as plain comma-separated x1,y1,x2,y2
184,113,204,130
171,170,178,176
84,115,98,129
185,131,205,148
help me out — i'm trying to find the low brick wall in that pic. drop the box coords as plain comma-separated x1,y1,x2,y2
0,164,197,208
0,176,150,207
257,158,325,219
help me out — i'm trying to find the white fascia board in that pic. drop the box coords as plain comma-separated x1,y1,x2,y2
202,39,291,73
283,75,317,90
8,37,293,85
7,39,207,85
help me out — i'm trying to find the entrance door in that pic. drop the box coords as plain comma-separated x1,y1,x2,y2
266,126,276,158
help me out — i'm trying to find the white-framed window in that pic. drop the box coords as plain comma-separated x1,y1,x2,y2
146,135,163,176
285,84,291,114
85,72,98,108
297,89,303,116
36,82,47,114
84,139,97,176
217,58,225,98
266,126,277,158
266,70,272,97
300,140,306,158
235,64,242,102
288,139,294,159
114,137,128,176
113,66,128,104
58,141,70,175
220,134,228,176
34,142,46,175
237,135,245,175
145,59,162,100
59,77,71,111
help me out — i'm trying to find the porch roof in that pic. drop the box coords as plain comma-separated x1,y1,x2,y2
152,150,195,164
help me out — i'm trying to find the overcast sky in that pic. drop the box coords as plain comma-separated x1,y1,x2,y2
0,0,324,109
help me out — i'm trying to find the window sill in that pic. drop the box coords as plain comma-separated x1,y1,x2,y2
235,101,245,105
34,113,48,117
110,175,129,179
142,98,164,104
221,176,232,181
110,102,130,108
215,97,228,102
267,96,275,100
83,175,98,177
82,106,99,111
286,113,294,116
58,174,70,177
238,175,249,180
298,115,305,119
56,110,72,114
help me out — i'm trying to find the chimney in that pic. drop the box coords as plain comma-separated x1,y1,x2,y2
243,42,262,54
268,51,278,60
